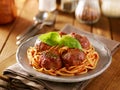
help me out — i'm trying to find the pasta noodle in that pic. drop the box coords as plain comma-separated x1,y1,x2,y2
27,44,99,76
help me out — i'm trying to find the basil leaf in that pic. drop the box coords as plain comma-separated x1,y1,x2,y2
59,35,82,50
38,32,83,50
38,32,60,46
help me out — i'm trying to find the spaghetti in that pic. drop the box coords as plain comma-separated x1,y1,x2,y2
27,45,99,76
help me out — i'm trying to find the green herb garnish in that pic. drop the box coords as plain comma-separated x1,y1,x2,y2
59,35,82,50
38,32,82,50
38,32,60,46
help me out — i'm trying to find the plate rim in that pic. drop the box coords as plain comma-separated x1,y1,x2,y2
16,33,112,83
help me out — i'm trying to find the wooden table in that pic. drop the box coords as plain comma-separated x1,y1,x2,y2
0,0,120,90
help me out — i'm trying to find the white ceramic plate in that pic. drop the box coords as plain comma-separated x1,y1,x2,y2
16,31,112,83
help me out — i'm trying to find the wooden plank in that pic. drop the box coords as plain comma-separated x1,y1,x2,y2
0,0,26,53
0,54,16,75
0,0,26,55
110,18,120,42
0,24,12,53
92,16,111,39
99,17,120,90
105,48,120,90
55,11,74,30
0,0,39,61
74,18,92,32
15,0,26,15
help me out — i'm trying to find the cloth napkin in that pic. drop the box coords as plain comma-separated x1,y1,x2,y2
1,24,120,90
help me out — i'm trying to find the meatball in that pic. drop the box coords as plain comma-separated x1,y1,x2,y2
34,39,51,51
39,49,62,70
61,48,85,67
71,33,90,50
59,32,67,37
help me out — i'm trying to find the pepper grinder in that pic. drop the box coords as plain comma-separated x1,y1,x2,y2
75,0,101,24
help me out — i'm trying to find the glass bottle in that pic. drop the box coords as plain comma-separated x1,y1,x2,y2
39,0,56,12
75,0,101,24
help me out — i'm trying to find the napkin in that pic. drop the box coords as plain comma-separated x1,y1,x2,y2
1,24,120,90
